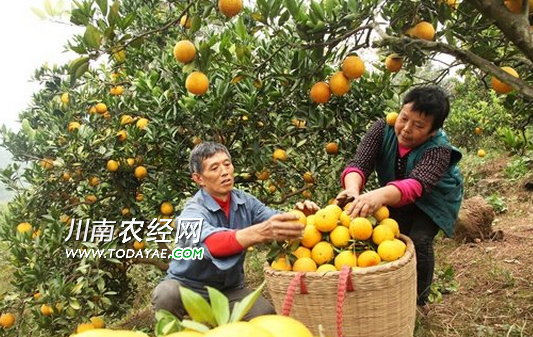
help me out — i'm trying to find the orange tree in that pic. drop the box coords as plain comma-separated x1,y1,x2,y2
0,0,532,335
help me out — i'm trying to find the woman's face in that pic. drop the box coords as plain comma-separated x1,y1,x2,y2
394,102,437,148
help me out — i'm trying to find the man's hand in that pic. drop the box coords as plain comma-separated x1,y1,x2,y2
236,213,304,247
345,190,383,218
294,200,320,216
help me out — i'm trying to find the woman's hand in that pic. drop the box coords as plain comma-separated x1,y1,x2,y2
294,200,320,216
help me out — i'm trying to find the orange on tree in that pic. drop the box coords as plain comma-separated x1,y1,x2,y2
121,207,131,216
40,158,54,170
136,117,149,129
173,40,196,64
218,0,243,18
249,314,314,337
110,85,124,96
272,148,287,162
68,121,81,132
127,158,136,166
477,149,486,158
342,55,365,79
116,130,127,142
309,81,331,104
385,112,398,126
76,323,95,334
40,304,54,316
474,127,482,135
256,169,270,181
185,71,209,95
491,66,519,94
329,71,350,96
301,189,312,199
133,240,145,250
90,317,105,329
60,92,69,104
0,313,15,328
412,21,435,40
302,171,314,184
504,0,533,13
385,55,403,72
325,142,339,155
95,103,107,114
106,159,119,172
17,222,33,233
120,115,133,125
179,15,192,28
85,195,97,204
134,166,148,180
160,201,174,216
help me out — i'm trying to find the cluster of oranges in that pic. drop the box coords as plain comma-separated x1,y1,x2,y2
270,203,407,272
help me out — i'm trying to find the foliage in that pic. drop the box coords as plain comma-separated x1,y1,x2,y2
0,0,533,335
428,264,458,304
485,193,508,214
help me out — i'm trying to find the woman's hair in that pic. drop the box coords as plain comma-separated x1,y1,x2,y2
403,86,450,131
189,142,231,174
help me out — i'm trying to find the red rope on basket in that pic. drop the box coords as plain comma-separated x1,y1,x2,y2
281,272,307,316
336,266,354,337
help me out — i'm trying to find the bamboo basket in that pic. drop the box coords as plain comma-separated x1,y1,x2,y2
263,234,417,337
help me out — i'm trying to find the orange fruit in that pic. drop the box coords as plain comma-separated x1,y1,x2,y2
90,317,105,329
136,117,149,129
218,0,243,18
334,250,357,270
325,142,339,155
76,323,95,334
106,160,119,172
173,40,196,64
180,15,192,28
272,148,287,162
288,209,307,225
342,55,365,79
373,206,390,222
477,149,486,158
504,0,533,13
60,92,69,104
88,176,100,186
116,130,127,142
40,158,54,170
110,85,124,96
120,115,133,125
474,127,482,135
310,81,331,104
412,21,435,40
185,71,209,95
385,55,403,72
339,210,351,227
0,313,15,328
329,225,351,248
68,121,81,132
17,222,33,233
292,257,318,272
302,171,314,184
311,241,334,265
160,201,174,216
256,169,270,181
491,66,519,94
316,263,337,272
357,250,381,267
349,217,373,240
380,218,400,238
313,208,338,233
95,103,107,114
292,246,312,259
306,214,315,226
133,240,145,250
385,112,398,127
329,71,350,96
372,224,395,245
134,166,148,180
271,256,292,271
300,225,322,248
40,304,54,316
85,195,97,204
377,240,404,262
249,314,314,337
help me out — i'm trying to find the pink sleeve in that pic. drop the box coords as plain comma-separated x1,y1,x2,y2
387,178,423,206
341,167,366,189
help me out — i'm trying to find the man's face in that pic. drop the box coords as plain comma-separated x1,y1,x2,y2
394,102,437,149
192,151,234,200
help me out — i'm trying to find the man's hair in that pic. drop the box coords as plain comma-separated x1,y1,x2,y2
189,142,231,174
403,86,450,131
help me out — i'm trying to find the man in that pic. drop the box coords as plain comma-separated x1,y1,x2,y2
153,142,317,320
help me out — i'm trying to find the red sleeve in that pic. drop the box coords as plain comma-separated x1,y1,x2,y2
204,230,245,258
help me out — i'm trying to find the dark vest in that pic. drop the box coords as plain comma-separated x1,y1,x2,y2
375,124,463,237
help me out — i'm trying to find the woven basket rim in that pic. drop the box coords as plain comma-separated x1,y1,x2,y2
264,234,415,278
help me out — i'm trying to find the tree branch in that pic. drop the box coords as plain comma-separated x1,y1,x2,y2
133,257,169,271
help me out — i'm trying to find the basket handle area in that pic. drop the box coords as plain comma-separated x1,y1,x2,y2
281,272,308,316
336,266,354,337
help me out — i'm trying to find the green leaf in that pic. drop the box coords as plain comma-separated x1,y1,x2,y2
179,286,217,326
31,7,46,19
44,0,53,16
120,12,136,29
108,0,120,26
83,24,102,49
285,0,300,18
278,10,290,26
207,287,230,326
190,15,201,33
96,0,108,16
310,0,325,21
235,16,247,39
180,319,210,333
229,281,266,322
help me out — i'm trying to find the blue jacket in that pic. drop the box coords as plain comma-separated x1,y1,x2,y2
167,188,278,294
375,125,463,237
